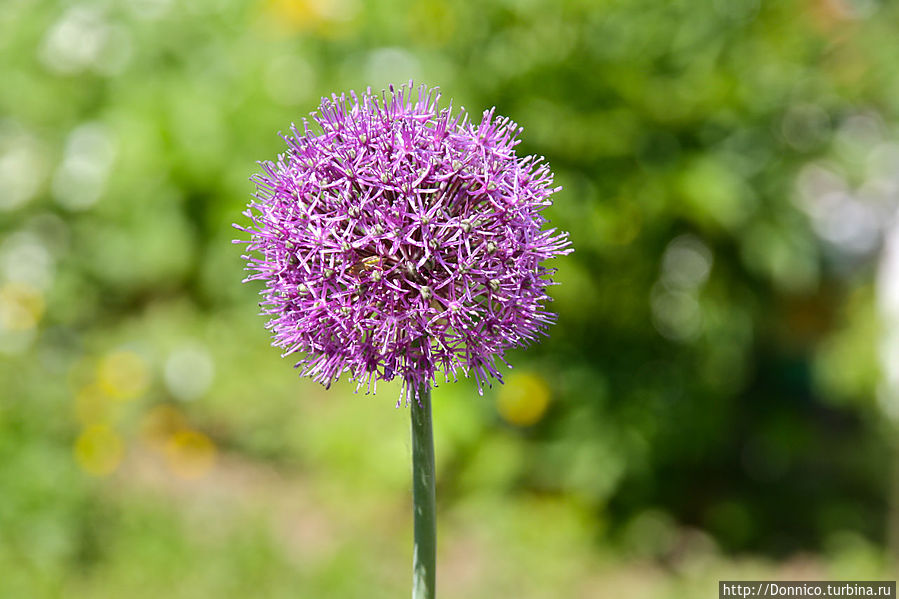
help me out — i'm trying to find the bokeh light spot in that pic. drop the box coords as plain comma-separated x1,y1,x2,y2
364,48,421,89
39,7,129,76
0,123,46,211
261,0,358,34
164,344,215,401
98,350,150,401
0,282,42,355
497,372,551,427
74,383,115,425
140,404,187,448
0,282,44,331
75,424,124,476
1,231,55,291
164,429,216,480
650,284,702,342
52,122,116,211
660,234,713,290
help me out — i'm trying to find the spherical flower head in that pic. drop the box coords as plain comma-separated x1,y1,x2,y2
237,82,572,402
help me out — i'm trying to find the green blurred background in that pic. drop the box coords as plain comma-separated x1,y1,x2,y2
3,0,899,596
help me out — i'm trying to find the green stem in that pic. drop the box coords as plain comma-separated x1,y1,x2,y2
411,383,436,599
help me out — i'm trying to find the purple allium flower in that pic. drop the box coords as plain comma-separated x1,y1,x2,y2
237,82,571,401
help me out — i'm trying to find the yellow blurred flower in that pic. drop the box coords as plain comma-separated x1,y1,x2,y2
140,404,187,448
0,282,44,331
74,383,116,425
259,0,358,36
98,350,149,401
75,424,124,476
164,429,216,480
497,372,552,427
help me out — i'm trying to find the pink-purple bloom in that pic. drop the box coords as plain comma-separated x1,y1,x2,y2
237,82,571,401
